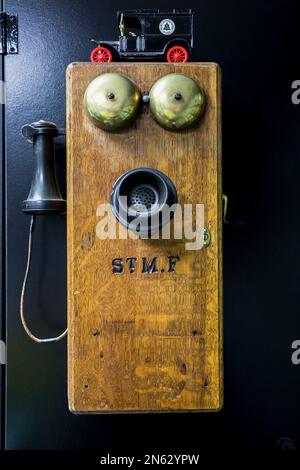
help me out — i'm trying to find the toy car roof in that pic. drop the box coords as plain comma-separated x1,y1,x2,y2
117,9,194,20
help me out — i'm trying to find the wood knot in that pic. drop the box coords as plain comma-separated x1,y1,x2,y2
204,376,210,389
170,380,186,398
81,232,95,251
176,357,187,375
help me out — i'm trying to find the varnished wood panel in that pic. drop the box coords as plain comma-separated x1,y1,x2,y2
67,62,223,413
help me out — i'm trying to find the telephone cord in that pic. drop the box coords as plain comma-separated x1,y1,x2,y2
20,215,68,343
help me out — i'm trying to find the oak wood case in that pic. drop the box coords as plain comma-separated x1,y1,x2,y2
67,62,223,413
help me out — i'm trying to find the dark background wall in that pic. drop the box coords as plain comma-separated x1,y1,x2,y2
3,0,300,450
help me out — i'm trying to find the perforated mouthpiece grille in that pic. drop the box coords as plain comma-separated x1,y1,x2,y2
128,184,157,212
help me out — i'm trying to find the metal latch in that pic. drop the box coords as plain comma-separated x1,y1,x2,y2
0,12,18,55
0,340,6,365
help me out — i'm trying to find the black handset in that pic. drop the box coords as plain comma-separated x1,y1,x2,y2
20,120,67,343
22,120,66,214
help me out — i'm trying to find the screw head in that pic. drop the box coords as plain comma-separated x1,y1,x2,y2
174,92,182,101
142,95,150,104
203,228,211,248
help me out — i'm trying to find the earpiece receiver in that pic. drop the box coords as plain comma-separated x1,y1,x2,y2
149,73,205,131
110,167,178,235
22,121,66,214
84,73,142,131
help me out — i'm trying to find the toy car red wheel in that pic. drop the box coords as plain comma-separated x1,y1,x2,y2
166,46,189,63
90,46,113,63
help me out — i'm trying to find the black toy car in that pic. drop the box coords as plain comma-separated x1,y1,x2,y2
90,9,194,63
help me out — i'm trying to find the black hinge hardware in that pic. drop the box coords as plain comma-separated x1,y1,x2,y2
0,12,18,55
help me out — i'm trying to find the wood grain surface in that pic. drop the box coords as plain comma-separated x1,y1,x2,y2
67,62,223,413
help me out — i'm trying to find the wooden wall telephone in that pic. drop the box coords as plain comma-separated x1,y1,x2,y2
21,62,223,413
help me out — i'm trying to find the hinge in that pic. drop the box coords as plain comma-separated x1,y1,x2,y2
0,340,5,365
0,12,18,55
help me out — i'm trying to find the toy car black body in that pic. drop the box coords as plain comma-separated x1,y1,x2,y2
90,9,194,63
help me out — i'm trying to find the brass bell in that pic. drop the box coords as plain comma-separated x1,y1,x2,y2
149,74,205,131
84,73,141,131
